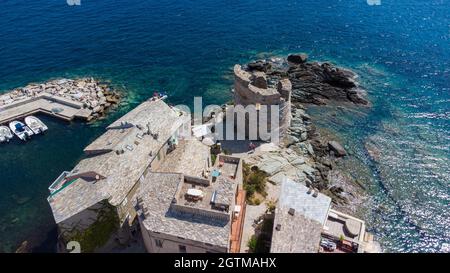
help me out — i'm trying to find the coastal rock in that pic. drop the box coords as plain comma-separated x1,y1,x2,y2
299,132,308,141
328,141,347,157
90,100,99,108
262,56,369,106
287,53,308,64
285,135,299,147
247,61,271,72
15,241,31,253
290,157,306,166
268,173,287,185
92,106,103,113
257,158,285,176
106,95,120,104
11,195,31,205
321,63,356,88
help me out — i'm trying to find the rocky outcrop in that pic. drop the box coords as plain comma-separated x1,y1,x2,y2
15,241,31,253
0,78,121,121
328,141,347,157
240,54,369,208
247,56,369,106
287,53,308,64
285,61,368,105
247,60,272,72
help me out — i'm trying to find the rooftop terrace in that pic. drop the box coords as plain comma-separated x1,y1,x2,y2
173,175,237,213
137,154,244,250
323,209,366,245
137,173,232,248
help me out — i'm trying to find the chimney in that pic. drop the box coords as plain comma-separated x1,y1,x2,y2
288,208,295,216
275,224,281,231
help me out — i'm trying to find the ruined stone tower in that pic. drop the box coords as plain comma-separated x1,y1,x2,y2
232,64,292,143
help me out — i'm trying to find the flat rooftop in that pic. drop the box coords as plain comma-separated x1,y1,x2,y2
174,175,237,212
48,98,189,224
218,160,239,179
137,172,232,248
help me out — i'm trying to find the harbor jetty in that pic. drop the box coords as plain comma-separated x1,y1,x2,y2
0,78,120,124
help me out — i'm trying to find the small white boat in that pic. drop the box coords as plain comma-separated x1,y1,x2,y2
9,121,34,141
0,126,14,143
25,116,48,134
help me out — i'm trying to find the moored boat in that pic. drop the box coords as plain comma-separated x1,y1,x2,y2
0,126,14,143
25,116,48,134
9,121,34,141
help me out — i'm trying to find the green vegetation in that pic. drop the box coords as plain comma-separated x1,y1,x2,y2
211,153,217,166
265,199,277,213
252,198,261,206
70,205,119,253
226,100,235,106
247,235,257,252
210,144,221,165
243,163,268,204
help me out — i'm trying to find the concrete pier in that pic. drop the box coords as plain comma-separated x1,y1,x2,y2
0,93,92,124
0,78,120,125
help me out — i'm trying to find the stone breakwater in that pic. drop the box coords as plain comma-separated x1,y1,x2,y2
0,78,121,121
242,55,368,213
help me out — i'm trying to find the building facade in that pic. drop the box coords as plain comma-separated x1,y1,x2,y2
47,97,191,252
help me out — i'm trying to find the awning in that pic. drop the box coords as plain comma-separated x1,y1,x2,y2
192,124,211,138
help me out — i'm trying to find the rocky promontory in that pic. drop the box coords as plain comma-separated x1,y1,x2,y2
0,78,121,121
240,55,369,212
246,54,369,106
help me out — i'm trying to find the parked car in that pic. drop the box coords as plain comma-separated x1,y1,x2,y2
320,238,337,251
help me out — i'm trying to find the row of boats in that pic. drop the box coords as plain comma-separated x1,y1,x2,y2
0,116,48,143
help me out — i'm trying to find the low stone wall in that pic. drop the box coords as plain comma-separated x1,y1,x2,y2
171,204,230,222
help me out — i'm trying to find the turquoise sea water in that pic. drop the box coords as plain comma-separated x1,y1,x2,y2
0,0,448,252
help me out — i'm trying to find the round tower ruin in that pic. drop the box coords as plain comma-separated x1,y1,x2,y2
232,64,292,143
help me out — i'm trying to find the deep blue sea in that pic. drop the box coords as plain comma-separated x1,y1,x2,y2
0,0,448,252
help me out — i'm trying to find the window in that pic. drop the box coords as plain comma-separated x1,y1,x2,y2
155,239,163,248
179,245,187,253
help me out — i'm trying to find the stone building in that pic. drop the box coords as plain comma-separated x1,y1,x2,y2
47,96,247,253
232,64,292,143
47,97,191,252
271,178,379,253
136,154,246,253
